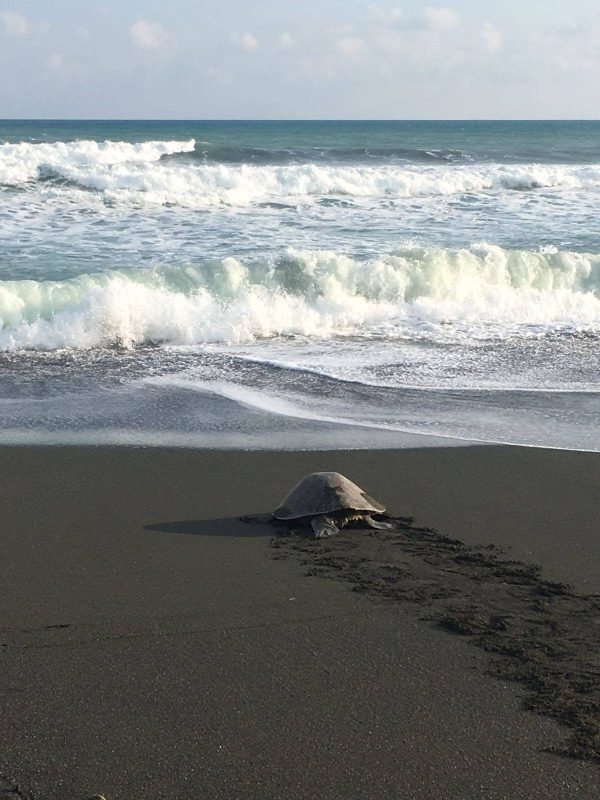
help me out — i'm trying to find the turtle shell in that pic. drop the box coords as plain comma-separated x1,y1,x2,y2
273,472,386,520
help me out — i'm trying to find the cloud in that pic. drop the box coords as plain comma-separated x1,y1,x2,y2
368,5,459,33
45,53,64,72
207,65,232,83
336,37,367,57
367,5,404,23
481,23,503,53
279,32,294,49
231,32,259,52
424,7,460,31
130,20,169,51
548,14,600,73
0,10,30,36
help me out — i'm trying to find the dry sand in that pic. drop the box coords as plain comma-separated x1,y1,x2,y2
0,444,599,799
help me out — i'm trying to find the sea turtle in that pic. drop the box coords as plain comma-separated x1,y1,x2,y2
273,471,394,539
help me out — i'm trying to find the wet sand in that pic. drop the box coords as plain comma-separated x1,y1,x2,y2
0,444,599,799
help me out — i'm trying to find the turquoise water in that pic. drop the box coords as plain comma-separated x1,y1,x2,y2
3,119,600,162
0,120,599,449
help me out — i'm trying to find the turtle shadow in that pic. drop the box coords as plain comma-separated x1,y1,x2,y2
145,516,272,538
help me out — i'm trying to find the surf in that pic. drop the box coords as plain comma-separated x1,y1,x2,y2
3,138,600,208
1,245,600,351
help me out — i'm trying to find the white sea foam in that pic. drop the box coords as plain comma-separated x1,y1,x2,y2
39,162,600,207
2,140,600,205
145,376,333,423
0,139,195,185
1,246,600,351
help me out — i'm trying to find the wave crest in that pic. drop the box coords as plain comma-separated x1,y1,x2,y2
2,139,600,205
36,162,600,207
1,246,600,351
0,139,196,185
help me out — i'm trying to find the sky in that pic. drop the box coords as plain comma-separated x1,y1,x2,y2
1,1,600,118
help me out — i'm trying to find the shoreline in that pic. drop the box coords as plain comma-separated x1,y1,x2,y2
2,403,600,453
2,435,600,452
1,443,599,798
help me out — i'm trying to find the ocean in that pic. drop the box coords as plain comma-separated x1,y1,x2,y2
1,119,599,450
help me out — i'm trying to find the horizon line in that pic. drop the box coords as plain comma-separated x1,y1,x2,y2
1,117,600,123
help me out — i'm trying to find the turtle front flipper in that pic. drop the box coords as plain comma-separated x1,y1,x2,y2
311,515,339,539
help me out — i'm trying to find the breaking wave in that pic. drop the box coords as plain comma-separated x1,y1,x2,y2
0,139,196,185
2,138,600,205
36,163,600,207
184,144,468,165
1,246,600,351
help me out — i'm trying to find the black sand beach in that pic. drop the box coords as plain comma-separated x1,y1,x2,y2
1,444,599,799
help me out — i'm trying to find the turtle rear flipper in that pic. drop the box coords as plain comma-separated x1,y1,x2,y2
364,514,397,530
311,515,340,539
